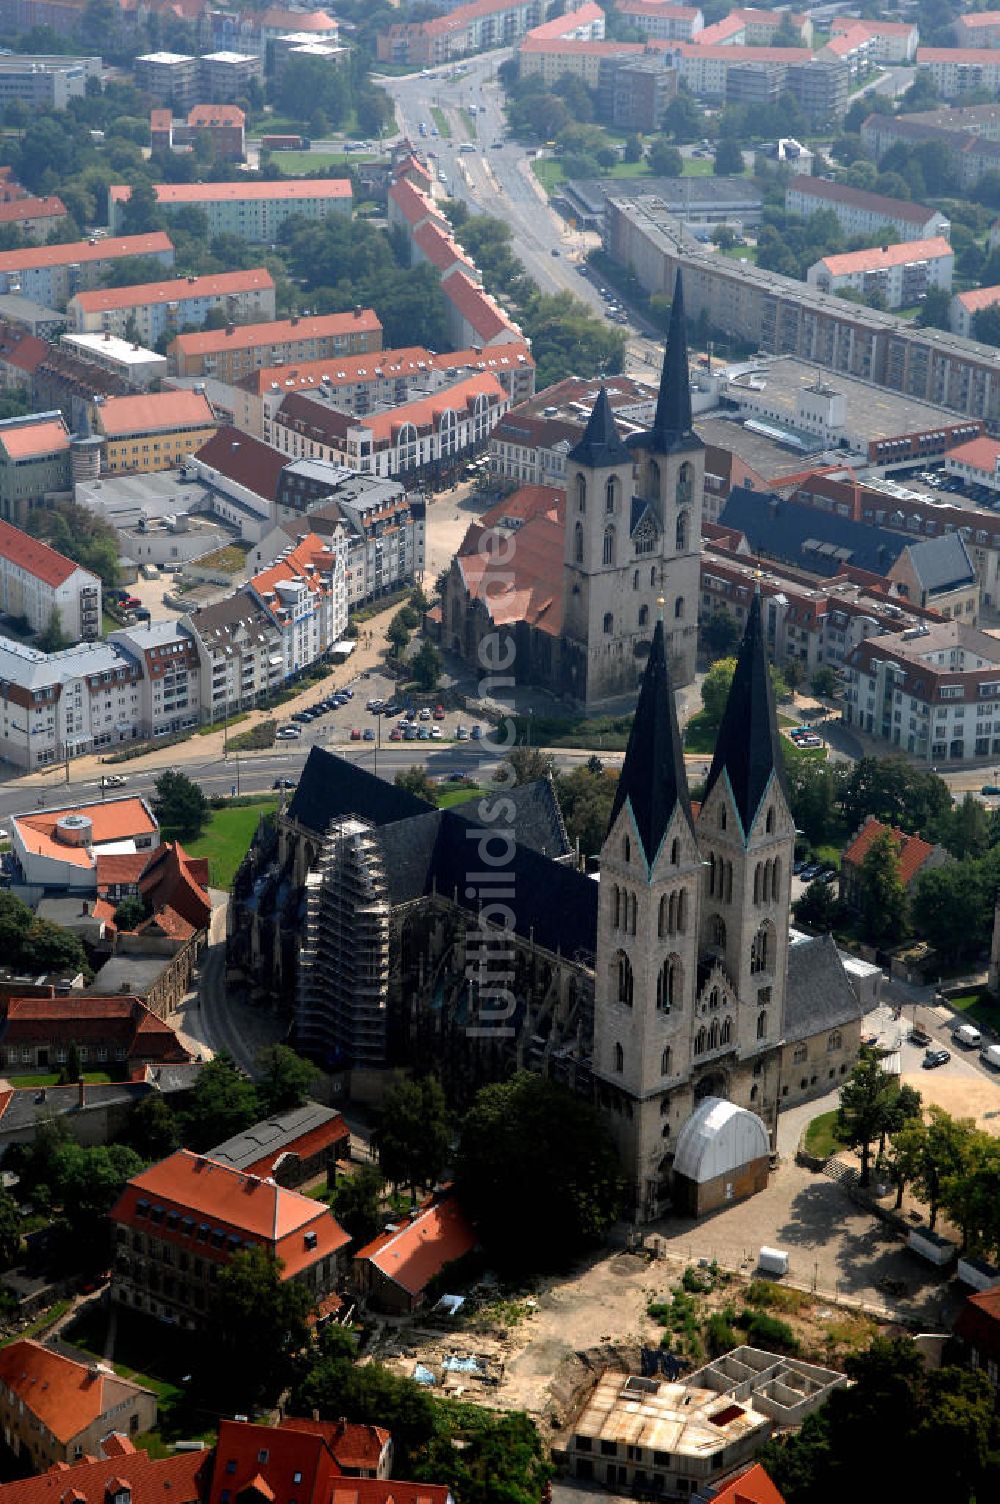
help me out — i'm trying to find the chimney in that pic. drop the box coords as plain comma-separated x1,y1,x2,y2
78,1077,85,1108
225,323,235,336
290,314,299,327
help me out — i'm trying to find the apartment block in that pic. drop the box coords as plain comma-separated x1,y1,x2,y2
785,178,950,243
956,12,1000,49
806,237,954,309
272,371,508,479
0,52,100,111
108,180,352,243
151,105,246,162
604,195,1000,423
93,390,218,474
109,1149,349,1329
109,619,202,740
0,410,72,524
598,54,678,131
134,52,200,109
67,269,276,345
0,196,68,242
198,50,264,101
377,0,544,67
185,591,284,721
951,284,1000,338
0,1340,157,1469
247,531,348,679
0,510,100,642
616,2,704,42
0,636,144,769
916,47,1000,99
0,232,175,312
169,308,382,380
61,332,169,390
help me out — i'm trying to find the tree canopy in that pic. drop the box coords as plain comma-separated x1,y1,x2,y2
376,1075,450,1196
152,769,209,840
180,1051,259,1151
455,1072,624,1270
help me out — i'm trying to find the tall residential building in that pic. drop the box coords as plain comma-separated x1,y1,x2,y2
0,52,101,111
0,410,72,524
0,232,176,312
67,269,276,345
169,309,382,380
93,390,218,474
0,511,101,641
134,52,200,109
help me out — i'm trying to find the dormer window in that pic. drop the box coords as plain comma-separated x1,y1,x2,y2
304,1230,318,1250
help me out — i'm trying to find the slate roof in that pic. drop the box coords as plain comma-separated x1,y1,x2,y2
568,385,631,467
207,1101,349,1174
288,749,594,960
720,486,909,577
608,617,692,865
902,531,975,595
630,268,703,457
784,934,863,1044
703,591,788,840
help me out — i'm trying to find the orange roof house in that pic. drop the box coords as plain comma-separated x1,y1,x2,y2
353,1186,475,1314
839,815,950,910
711,1464,787,1504
0,1340,158,1467
0,1443,207,1504
110,1149,350,1323
11,796,160,884
0,994,191,1070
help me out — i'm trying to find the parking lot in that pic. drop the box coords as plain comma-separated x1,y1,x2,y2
272,669,490,752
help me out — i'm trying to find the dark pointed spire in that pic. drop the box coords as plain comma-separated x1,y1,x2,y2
568,385,631,468
607,616,692,865
703,590,788,840
629,268,702,456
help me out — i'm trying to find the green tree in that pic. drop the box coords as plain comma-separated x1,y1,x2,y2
554,763,618,857
811,666,839,699
20,919,88,977
181,1051,259,1151
36,606,68,652
702,609,740,658
332,1163,384,1245
114,895,147,931
394,766,439,804
500,745,555,787
911,860,992,964
152,769,209,840
623,133,642,163
119,178,164,234
857,828,907,946
792,879,839,932
411,638,442,692
387,615,410,655
714,138,744,175
948,793,991,860
213,1245,313,1407
455,1072,624,1270
255,1044,317,1115
661,92,705,143
125,1093,180,1160
376,1075,449,1197
59,1041,82,1085
701,655,737,725
836,1053,896,1185
0,1188,21,1269
648,139,683,177
292,1331,438,1465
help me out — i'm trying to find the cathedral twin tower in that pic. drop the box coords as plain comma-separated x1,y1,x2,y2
584,275,795,1221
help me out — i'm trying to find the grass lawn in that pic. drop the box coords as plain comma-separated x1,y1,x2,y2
5,1071,114,1087
532,158,564,192
682,157,715,176
812,844,843,870
431,106,451,138
722,243,758,263
459,107,475,139
804,1109,845,1160
187,799,277,889
438,783,487,808
512,710,632,751
274,150,377,173
950,989,1000,1033
683,709,718,755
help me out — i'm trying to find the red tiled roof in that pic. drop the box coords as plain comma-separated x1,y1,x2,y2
193,426,287,501
711,1464,787,1504
526,1,605,40
109,180,350,206
188,104,245,126
354,1188,475,1298
955,1286,1000,1359
0,196,65,224
244,1113,350,1178
239,347,434,398
0,1341,153,1446
97,390,216,439
13,798,157,868
832,15,914,35
955,283,1000,314
457,497,565,637
945,434,1000,472
138,840,212,933
413,219,473,273
388,175,443,229
278,1417,388,1473
111,1149,350,1275
816,236,952,277
444,271,520,342
71,269,274,314
1,995,191,1064
519,36,643,53
171,309,380,357
96,852,152,888
252,531,340,606
330,1485,449,1504
841,816,937,886
673,41,812,59
481,485,563,527
0,515,79,586
0,329,49,375
0,1446,206,1504
789,176,938,224
0,233,174,276
261,6,337,29
917,46,1000,63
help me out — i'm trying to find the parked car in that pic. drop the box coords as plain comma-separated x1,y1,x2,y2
363,728,375,741
389,727,402,741
272,778,296,789
456,724,468,739
419,706,432,720
103,773,127,788
433,705,446,720
276,725,301,740
923,1048,951,1069
430,725,442,739
350,727,361,740
470,724,482,739
982,784,1000,796
291,710,310,723
417,725,431,740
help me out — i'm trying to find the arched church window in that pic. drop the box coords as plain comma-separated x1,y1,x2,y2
616,951,634,1008
757,1010,768,1040
603,527,615,567
710,914,726,950
614,1042,624,1073
676,511,689,551
576,474,586,513
605,475,619,513
766,806,775,834
603,612,614,635
639,604,649,628
675,597,684,619
649,458,661,500
694,1027,706,1055
677,461,693,506
721,1016,732,1045
670,838,680,865
623,834,631,863
573,522,583,563
661,1046,672,1076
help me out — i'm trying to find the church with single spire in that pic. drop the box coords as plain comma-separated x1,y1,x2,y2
443,271,704,707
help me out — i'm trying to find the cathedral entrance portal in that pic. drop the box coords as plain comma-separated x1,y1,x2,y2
694,1071,728,1103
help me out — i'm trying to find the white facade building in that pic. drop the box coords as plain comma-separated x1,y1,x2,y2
0,517,101,643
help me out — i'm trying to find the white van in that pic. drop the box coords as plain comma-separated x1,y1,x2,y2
981,1043,1000,1069
954,1023,982,1048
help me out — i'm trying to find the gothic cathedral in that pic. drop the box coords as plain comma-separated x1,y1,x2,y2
561,272,702,705
591,592,795,1222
